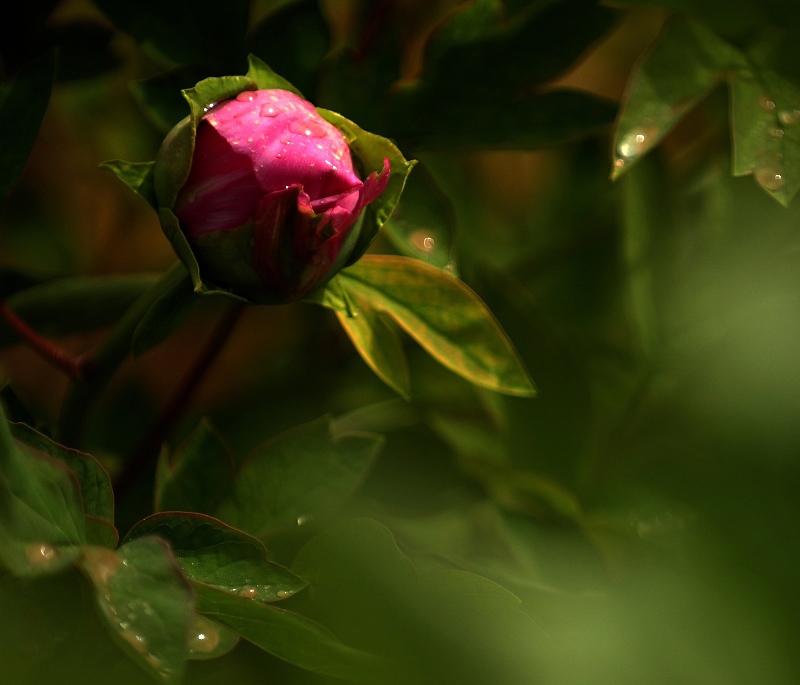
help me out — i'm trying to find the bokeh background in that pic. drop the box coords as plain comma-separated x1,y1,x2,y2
2,0,800,683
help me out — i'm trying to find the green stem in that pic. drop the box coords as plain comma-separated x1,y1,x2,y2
56,262,190,447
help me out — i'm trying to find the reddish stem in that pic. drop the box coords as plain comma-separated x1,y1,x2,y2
0,301,86,381
114,302,245,499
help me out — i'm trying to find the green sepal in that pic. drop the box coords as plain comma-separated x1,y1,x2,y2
317,108,417,265
99,160,157,208
245,54,304,96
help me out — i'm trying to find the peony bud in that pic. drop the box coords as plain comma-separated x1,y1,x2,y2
157,88,391,304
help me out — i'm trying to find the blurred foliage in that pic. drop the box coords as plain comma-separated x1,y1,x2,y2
2,0,800,684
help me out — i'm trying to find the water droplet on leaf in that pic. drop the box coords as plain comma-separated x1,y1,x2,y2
759,94,777,112
188,615,220,654
25,543,58,569
276,590,293,599
770,128,785,138
617,128,655,160
778,108,800,126
410,231,436,252
755,168,784,191
238,586,259,599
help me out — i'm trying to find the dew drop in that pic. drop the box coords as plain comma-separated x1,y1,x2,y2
236,91,255,102
188,616,220,654
25,542,58,569
260,104,278,118
289,119,328,138
617,128,654,160
410,231,436,252
247,137,253,143
614,158,625,169
778,108,800,126
208,119,218,127
238,586,259,599
759,94,776,112
770,127,785,138
276,153,282,159
755,168,784,191
276,590,293,599
84,547,122,585
145,653,162,671
121,626,148,653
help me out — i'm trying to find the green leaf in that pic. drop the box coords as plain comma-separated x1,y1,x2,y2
132,265,196,356
125,512,306,603
382,162,457,269
247,3,330,97
11,422,114,523
155,419,234,515
392,88,616,151
100,160,157,208
0,51,55,199
80,537,194,684
291,518,543,682
335,289,411,399
84,515,120,549
0,274,158,348
0,405,85,577
612,17,743,179
730,65,800,205
338,255,536,397
216,415,384,537
194,583,383,679
317,108,417,263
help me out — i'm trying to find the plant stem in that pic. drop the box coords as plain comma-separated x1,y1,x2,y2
115,301,245,501
0,301,86,380
56,262,190,447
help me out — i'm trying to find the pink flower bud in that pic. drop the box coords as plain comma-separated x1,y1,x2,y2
172,89,390,302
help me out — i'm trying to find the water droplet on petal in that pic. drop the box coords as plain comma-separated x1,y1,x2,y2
759,94,776,112
756,168,784,191
188,615,220,654
276,153,282,159
236,92,255,102
238,586,259,599
26,543,58,569
260,104,278,118
778,108,800,126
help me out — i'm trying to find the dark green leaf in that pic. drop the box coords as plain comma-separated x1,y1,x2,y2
337,255,536,397
216,415,384,536
382,162,457,269
0,50,55,199
392,88,617,151
155,420,234,515
100,160,157,208
132,266,196,356
612,17,743,179
245,54,303,96
125,512,306,603
11,422,114,523
80,537,194,683
194,583,383,679
46,20,121,82
247,1,330,97
0,405,85,577
130,66,210,134
0,274,158,349
85,515,120,549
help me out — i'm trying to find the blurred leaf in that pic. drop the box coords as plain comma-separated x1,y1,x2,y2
422,0,618,95
155,419,234,514
84,515,120,549
0,50,55,199
216,415,384,536
292,517,543,683
612,17,743,179
0,405,85,577
185,612,240,660
336,255,537,397
382,162,457,269
392,88,617,150
100,160,157,208
730,66,800,205
92,0,249,69
11,422,114,523
245,53,303,96
130,66,210,134
46,20,121,82
125,512,306,603
194,582,383,679
0,274,158,348
132,266,196,356
336,289,411,399
247,0,330,97
81,538,193,683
